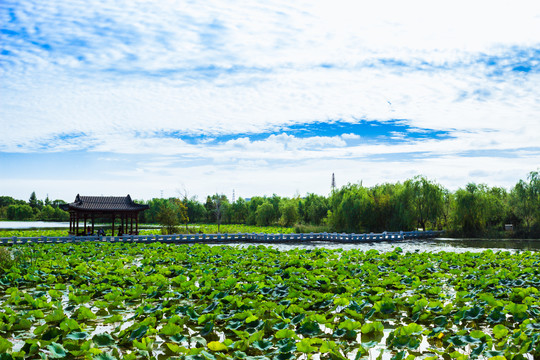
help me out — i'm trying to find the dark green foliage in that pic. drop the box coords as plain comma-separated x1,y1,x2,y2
1,243,539,358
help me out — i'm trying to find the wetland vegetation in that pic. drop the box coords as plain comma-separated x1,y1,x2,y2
1,243,539,359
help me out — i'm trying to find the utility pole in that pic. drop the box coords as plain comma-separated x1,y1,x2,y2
232,189,235,203
331,173,336,192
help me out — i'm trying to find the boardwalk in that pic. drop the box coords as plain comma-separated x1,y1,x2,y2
1,230,441,245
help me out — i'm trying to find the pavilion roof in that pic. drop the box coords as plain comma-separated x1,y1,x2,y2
60,194,149,212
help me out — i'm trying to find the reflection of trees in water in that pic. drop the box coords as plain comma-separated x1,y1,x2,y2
434,238,540,251
210,239,540,253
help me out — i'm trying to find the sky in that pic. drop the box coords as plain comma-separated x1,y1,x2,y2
1,0,539,202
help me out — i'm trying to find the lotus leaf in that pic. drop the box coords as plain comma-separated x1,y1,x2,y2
93,333,115,347
45,342,68,359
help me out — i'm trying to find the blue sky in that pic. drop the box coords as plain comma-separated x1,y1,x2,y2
1,0,539,201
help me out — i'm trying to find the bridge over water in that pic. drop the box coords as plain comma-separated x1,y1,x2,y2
1,230,442,246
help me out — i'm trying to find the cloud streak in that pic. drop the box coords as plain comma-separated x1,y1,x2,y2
0,0,539,199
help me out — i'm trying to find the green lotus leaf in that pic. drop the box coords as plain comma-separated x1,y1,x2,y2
272,322,289,330
170,334,187,343
12,318,32,331
391,351,407,360
274,352,295,360
296,338,317,353
93,353,117,360
129,325,148,341
252,340,273,351
202,302,218,314
207,341,227,352
464,306,484,321
103,314,123,324
291,313,305,325
93,333,115,347
41,326,63,341
275,329,296,339
200,321,214,336
298,321,321,336
166,342,188,353
232,351,247,359
45,309,66,324
46,342,68,358
492,324,509,339
199,350,216,360
60,318,81,332
433,315,448,327
484,350,504,357
339,319,361,331
400,323,423,336
361,321,384,334
0,338,12,353
160,322,183,336
471,342,487,358
447,335,481,347
76,306,97,321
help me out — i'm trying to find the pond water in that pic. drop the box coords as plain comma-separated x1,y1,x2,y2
0,221,70,229
222,238,540,253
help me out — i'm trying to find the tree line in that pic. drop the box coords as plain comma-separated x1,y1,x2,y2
139,171,539,237
1,171,538,237
0,192,68,222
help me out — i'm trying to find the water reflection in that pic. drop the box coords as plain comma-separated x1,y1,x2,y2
214,238,540,253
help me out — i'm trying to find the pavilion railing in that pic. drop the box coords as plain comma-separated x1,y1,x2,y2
0,230,442,245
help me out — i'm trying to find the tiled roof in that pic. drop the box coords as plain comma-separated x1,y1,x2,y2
60,194,149,212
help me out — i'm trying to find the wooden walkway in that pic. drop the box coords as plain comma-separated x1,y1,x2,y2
0,230,442,245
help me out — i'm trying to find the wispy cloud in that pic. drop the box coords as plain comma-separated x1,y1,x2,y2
0,0,539,199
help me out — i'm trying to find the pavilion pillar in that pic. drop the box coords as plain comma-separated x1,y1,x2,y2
130,214,134,234
112,214,115,236
84,215,87,233
136,214,139,233
91,215,95,234
76,213,79,235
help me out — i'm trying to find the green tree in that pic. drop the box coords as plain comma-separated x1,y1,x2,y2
328,184,372,233
39,205,56,221
279,199,299,227
454,183,487,236
173,198,189,231
246,197,265,225
157,203,179,234
303,193,328,225
230,198,248,223
510,171,540,232
404,176,444,230
6,204,34,220
256,201,275,226
28,191,39,209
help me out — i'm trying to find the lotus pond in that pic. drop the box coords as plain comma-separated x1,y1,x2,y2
0,243,539,360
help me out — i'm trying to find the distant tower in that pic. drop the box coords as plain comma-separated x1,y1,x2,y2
160,190,164,198
232,189,235,203
331,173,336,191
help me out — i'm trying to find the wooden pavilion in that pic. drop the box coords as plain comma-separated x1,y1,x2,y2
60,194,149,235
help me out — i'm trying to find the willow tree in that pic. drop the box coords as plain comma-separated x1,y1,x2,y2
510,171,540,232
404,176,445,231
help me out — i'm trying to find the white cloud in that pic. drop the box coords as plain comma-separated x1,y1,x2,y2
1,0,539,197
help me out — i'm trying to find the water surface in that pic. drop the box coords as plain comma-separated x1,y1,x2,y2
222,238,540,253
0,221,70,229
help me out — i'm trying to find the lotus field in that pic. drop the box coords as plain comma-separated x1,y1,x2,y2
0,243,539,359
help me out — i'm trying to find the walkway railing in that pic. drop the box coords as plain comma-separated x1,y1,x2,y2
0,230,442,245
